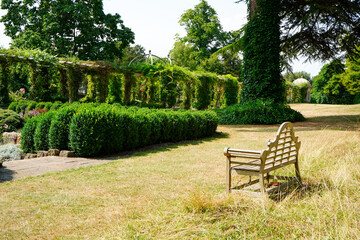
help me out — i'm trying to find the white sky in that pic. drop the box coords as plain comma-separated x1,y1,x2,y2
0,0,323,77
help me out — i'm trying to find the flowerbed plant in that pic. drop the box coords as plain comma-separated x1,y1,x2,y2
0,144,23,162
0,109,23,133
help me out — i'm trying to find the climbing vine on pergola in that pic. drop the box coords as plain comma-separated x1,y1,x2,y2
0,49,240,109
0,49,115,104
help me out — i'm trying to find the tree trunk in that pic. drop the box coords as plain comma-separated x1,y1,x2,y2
249,0,257,19
0,62,10,105
241,0,285,104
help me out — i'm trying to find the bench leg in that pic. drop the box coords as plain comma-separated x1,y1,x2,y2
259,173,266,195
294,161,302,186
226,157,231,193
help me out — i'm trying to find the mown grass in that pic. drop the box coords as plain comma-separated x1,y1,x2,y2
1,104,360,239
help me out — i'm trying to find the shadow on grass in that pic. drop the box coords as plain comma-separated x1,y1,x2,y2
221,114,360,133
0,165,15,183
268,180,328,202
95,131,229,161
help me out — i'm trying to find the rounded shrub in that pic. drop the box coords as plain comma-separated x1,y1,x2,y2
179,111,197,140
155,110,171,142
217,100,305,125
34,112,56,151
0,109,23,132
166,111,185,142
21,116,41,153
133,112,152,147
201,111,218,137
121,111,139,150
145,111,162,144
44,103,219,157
69,106,126,157
48,104,82,150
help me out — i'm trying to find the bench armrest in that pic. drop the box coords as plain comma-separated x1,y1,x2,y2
224,147,261,159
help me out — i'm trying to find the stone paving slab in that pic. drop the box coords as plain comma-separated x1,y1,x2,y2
0,156,112,182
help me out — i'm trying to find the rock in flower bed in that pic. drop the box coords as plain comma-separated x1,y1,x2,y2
1,132,21,144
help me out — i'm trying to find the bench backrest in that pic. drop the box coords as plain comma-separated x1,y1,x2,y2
261,122,301,168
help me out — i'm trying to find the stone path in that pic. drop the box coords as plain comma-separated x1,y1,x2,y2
0,156,112,182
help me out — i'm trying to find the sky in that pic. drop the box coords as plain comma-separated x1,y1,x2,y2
0,0,324,77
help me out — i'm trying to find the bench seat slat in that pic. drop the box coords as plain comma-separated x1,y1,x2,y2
234,159,297,173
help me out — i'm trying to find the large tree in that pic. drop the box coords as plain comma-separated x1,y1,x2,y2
1,0,135,61
237,0,360,104
241,0,283,103
172,0,241,76
178,0,227,60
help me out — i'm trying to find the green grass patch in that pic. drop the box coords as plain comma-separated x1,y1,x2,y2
1,104,360,239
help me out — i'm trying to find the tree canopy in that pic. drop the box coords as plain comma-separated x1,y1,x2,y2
178,0,227,59
311,59,355,104
341,56,360,95
171,0,242,77
236,0,360,61
1,0,135,61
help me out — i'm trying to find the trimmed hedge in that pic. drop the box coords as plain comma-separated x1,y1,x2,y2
48,103,89,150
21,103,218,157
69,105,218,157
217,100,305,125
34,112,56,151
21,117,40,153
69,105,127,156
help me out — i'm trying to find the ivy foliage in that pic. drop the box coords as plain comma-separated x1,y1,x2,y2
0,48,240,110
241,0,284,104
193,72,217,110
0,60,10,105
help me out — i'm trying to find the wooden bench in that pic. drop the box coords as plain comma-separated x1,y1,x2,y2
224,122,302,195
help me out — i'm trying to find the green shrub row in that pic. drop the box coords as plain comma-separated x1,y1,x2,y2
21,103,218,157
216,100,305,125
48,103,99,151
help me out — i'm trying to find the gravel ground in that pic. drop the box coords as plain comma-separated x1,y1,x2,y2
0,156,112,182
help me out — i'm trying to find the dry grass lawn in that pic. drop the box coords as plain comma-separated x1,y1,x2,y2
1,104,359,239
